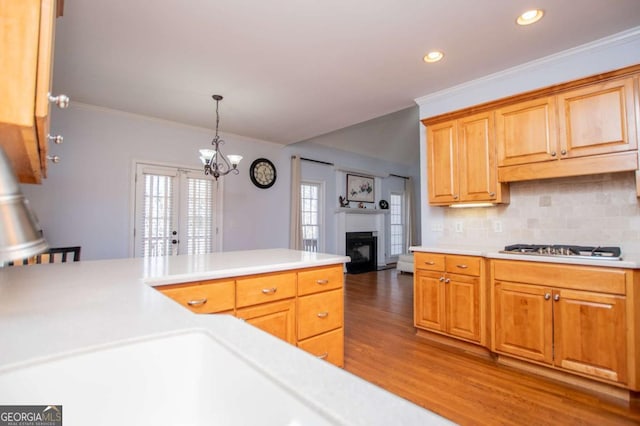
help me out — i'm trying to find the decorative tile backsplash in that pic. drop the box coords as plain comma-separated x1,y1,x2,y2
432,172,640,254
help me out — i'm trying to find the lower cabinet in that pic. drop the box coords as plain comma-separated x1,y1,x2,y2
155,264,345,368
492,260,632,388
236,299,296,345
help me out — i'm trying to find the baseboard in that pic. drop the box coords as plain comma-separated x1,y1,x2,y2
415,329,492,360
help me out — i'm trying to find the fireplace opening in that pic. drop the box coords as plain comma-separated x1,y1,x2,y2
345,232,377,274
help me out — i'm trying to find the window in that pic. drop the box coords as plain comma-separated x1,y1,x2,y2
301,182,323,252
390,193,404,256
133,163,220,257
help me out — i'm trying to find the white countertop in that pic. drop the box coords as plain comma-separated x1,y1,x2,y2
0,248,451,426
410,245,640,269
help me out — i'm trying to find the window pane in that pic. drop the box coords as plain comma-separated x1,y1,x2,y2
187,177,214,255
301,182,322,253
390,193,404,256
142,174,174,257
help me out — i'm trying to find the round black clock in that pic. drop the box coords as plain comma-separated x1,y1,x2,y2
379,199,389,209
249,158,277,189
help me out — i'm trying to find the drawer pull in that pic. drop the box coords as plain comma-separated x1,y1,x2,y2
456,264,468,269
425,261,435,265
444,278,450,284
316,279,329,285
439,276,445,282
317,352,329,360
317,311,329,318
261,287,278,295
187,298,207,306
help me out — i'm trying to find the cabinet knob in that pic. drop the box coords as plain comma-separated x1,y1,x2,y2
48,93,70,109
544,293,551,300
439,276,445,282
187,298,207,306
47,134,64,144
453,195,459,200
261,287,277,295
489,192,496,197
560,149,567,155
46,155,61,163
550,151,557,157
444,278,451,283
553,294,560,302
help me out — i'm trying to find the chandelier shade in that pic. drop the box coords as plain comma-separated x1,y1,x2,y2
200,95,242,180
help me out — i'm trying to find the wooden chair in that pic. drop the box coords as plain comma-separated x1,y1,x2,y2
6,246,81,266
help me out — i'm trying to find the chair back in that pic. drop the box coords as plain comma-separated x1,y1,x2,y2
5,246,81,266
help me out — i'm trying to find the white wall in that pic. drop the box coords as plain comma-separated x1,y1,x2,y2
21,104,291,260
416,26,640,253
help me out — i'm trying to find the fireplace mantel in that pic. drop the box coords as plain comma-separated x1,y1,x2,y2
334,208,389,215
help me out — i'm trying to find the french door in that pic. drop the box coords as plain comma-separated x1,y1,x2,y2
133,163,221,257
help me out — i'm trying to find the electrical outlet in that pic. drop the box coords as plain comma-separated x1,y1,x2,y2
455,222,463,233
431,223,444,232
493,221,503,233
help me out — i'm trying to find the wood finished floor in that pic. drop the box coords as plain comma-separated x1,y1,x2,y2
342,269,640,426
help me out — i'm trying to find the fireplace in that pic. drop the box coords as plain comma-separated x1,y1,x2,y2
345,232,378,274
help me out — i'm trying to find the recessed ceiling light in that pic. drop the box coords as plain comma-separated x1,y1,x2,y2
423,51,444,63
517,9,544,25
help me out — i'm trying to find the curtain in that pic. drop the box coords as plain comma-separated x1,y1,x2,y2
289,156,303,250
404,176,415,253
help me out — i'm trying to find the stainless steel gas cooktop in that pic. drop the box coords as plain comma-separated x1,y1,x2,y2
500,244,622,261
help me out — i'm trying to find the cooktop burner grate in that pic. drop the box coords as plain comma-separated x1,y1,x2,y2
501,244,621,260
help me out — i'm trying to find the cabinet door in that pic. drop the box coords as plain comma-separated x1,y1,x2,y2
236,299,296,345
493,281,553,364
557,77,637,159
496,97,557,166
414,270,446,332
553,289,627,384
458,112,498,202
447,274,480,342
427,121,458,204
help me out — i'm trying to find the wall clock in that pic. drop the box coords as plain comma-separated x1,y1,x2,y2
249,158,277,189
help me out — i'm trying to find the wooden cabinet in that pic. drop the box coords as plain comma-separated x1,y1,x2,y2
158,279,234,314
492,260,631,386
236,299,296,345
154,263,345,368
296,265,345,367
414,252,484,345
0,0,60,183
426,112,508,206
496,75,639,182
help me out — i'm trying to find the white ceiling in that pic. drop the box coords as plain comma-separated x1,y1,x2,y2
53,0,640,164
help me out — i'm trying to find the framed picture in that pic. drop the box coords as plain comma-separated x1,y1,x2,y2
346,174,375,203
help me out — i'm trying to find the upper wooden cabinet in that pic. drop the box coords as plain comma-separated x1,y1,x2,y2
426,111,509,206
0,0,61,183
423,64,640,191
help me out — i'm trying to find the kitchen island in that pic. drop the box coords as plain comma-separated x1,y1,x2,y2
0,249,452,425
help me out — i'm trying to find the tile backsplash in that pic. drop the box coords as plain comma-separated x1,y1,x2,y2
432,172,640,254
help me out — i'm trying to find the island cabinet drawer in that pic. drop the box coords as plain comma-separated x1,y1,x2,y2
159,280,235,314
297,265,343,296
445,255,481,277
297,289,343,340
414,252,445,271
236,272,297,308
492,260,628,294
298,328,344,367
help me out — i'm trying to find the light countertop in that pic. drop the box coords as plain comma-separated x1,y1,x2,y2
410,245,640,269
0,248,451,426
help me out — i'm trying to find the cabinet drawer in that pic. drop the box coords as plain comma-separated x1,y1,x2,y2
297,289,343,340
297,328,344,367
492,260,627,294
159,280,235,314
298,265,343,296
445,255,481,276
236,272,297,308
414,252,445,271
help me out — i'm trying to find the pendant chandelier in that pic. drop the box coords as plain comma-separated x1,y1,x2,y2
199,95,242,180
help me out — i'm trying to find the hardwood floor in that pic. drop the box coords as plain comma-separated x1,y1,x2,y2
343,269,640,425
